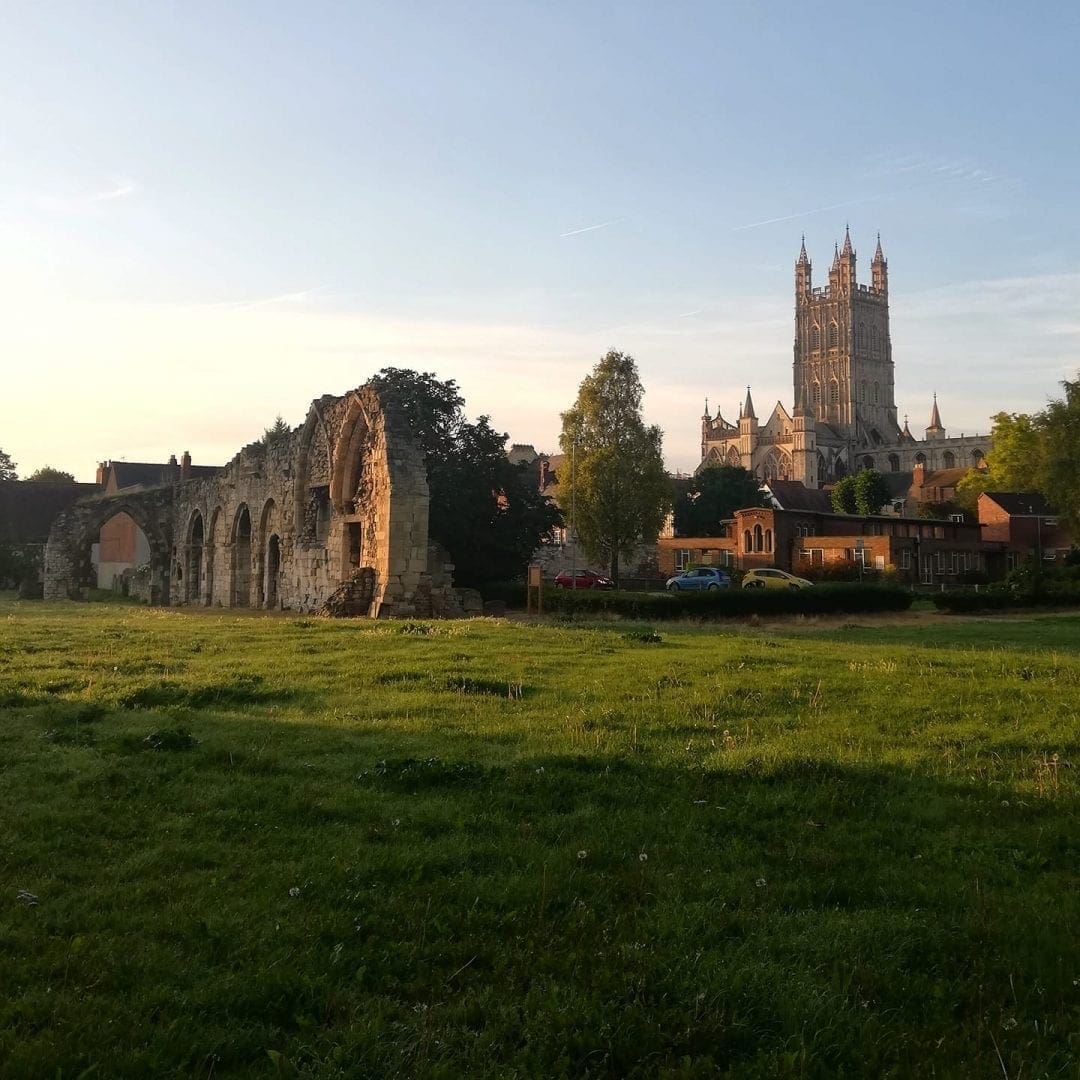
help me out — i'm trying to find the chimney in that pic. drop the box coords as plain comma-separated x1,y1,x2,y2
181,451,192,481
912,461,926,488
96,461,107,486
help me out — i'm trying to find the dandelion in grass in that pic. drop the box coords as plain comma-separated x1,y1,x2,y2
288,886,300,897
639,852,648,863
577,850,588,860
756,878,767,888
392,819,401,827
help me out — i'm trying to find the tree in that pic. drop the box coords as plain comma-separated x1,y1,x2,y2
27,466,75,483
369,368,562,587
675,464,767,537
558,351,671,584
0,448,16,482
955,410,1042,513
830,474,857,514
1036,376,1080,531
853,469,891,516
261,415,291,447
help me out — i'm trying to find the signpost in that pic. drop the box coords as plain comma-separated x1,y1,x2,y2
526,564,543,615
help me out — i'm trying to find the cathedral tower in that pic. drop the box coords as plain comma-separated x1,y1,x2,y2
793,230,898,447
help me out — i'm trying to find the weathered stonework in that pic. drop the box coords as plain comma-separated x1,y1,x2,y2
44,383,466,617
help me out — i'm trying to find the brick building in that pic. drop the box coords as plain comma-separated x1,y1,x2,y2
659,504,1005,586
977,492,1074,570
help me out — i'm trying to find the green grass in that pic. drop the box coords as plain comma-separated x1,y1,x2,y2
1,601,1078,1078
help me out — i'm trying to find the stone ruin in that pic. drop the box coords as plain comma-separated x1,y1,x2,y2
43,383,478,617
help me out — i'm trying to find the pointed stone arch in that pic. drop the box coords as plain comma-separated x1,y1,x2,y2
44,490,174,603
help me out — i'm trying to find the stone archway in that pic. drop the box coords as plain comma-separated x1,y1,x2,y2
44,490,175,603
232,505,252,608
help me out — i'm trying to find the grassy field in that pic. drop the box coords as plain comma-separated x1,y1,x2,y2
1,600,1078,1078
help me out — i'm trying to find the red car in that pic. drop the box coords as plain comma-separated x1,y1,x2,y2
553,569,615,590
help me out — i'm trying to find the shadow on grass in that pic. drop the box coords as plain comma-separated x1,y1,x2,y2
3,707,1078,1080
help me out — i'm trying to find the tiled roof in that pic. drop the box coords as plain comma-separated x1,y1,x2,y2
765,479,834,513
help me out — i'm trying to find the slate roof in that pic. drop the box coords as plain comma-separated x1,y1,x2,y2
104,461,221,491
764,479,834,513
0,481,99,543
981,491,1058,516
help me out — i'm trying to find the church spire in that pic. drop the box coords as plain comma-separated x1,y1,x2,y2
873,232,885,263
926,394,945,440
841,224,853,257
743,385,756,420
798,235,809,264
831,242,840,271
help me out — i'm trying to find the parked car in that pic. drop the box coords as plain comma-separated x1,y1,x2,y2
553,569,615,590
666,567,731,591
741,567,813,590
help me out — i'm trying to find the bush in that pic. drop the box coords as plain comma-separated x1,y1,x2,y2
542,583,912,620
933,587,1080,613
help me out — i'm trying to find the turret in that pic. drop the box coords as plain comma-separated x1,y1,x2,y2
828,242,841,291
871,233,888,294
795,236,812,297
837,225,856,292
925,394,945,441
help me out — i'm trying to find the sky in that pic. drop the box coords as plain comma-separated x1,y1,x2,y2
2,1,1079,480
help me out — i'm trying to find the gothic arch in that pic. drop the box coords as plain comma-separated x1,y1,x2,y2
888,453,900,473
232,504,253,608
206,505,225,606
44,492,173,604
725,447,741,468
184,508,205,603
943,451,956,469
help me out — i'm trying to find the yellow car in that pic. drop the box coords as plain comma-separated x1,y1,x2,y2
741,568,813,591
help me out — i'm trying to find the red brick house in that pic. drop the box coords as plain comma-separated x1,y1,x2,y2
977,492,1074,570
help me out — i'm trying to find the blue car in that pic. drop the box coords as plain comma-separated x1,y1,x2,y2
666,567,731,591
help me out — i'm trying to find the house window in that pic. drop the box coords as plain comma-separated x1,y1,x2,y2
1006,552,1019,571
675,549,692,571
765,529,773,553
901,549,912,570
800,548,824,566
950,513,964,523
936,551,947,573
753,524,764,552
921,556,933,584
743,529,752,552
960,551,971,572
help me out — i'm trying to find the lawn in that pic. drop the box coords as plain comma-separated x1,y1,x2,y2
1,601,1078,1078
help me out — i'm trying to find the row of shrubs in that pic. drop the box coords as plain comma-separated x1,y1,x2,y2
483,582,913,619
933,586,1080,613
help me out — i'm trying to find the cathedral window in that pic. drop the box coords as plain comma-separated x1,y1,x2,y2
829,381,839,407
810,325,821,352
943,451,956,469
888,453,900,473
828,322,839,351
862,455,874,470
873,382,879,404
813,382,822,408
915,452,927,466
972,448,984,466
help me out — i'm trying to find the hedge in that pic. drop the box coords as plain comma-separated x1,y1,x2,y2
932,589,1080,613
481,583,911,619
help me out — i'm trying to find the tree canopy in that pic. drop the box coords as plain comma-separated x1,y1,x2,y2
953,398,1080,524
831,469,890,516
675,464,767,537
27,466,76,483
369,368,562,586
558,351,671,583
0,448,16,482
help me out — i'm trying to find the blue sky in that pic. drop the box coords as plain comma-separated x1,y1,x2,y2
2,2,1079,478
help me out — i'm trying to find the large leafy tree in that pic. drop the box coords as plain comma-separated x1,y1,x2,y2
558,350,671,584
27,466,76,482
0,448,16,482
955,411,1042,512
675,464,766,536
831,470,890,516
369,368,561,587
1036,377,1080,530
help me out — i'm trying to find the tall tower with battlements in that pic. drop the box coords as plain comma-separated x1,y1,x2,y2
793,229,898,447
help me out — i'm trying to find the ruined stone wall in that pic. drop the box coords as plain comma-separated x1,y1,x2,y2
45,381,469,617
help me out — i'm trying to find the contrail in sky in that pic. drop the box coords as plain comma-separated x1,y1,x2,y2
732,193,893,231
560,217,624,238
